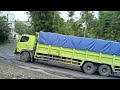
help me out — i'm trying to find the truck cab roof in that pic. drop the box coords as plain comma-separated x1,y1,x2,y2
22,34,35,37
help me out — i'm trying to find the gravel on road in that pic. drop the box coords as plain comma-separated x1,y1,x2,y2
0,58,70,79
0,40,120,79
0,41,70,79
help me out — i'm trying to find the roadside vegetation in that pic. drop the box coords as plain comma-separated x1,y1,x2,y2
28,11,120,42
0,16,10,44
1,11,120,45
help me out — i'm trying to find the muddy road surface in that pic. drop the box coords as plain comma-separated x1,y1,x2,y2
0,41,120,79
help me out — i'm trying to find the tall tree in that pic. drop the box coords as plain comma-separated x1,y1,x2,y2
29,11,74,35
30,11,56,33
71,11,95,37
0,16,10,44
68,11,75,22
15,20,32,35
80,11,94,37
95,11,120,41
71,20,83,36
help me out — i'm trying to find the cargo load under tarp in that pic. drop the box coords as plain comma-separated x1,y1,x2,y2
38,31,120,56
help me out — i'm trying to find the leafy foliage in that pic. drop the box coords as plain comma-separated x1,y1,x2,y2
0,11,117,43
29,11,120,42
30,11,55,33
0,16,10,44
94,11,120,41
29,11,74,35
15,20,32,35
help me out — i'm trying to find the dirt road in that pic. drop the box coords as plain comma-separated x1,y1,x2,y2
0,41,120,79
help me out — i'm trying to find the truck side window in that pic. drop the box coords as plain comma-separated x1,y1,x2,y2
20,36,29,42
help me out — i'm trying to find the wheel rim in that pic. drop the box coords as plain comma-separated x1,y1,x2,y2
21,53,26,60
102,68,107,73
87,66,91,71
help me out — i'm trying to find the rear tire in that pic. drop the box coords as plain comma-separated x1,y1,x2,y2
20,52,30,62
98,65,111,77
82,62,96,75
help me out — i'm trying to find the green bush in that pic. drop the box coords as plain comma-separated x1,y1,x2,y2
0,16,10,44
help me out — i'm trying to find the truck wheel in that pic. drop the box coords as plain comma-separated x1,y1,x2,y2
82,62,96,74
98,65,111,77
20,52,30,62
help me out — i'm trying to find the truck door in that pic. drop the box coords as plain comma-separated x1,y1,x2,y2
17,36,29,52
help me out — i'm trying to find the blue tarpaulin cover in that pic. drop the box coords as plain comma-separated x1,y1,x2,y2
38,31,120,56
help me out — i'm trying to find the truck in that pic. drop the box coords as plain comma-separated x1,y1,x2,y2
14,31,120,77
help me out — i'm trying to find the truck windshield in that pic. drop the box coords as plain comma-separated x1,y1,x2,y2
20,36,29,42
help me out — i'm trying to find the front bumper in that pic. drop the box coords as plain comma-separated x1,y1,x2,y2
14,49,20,54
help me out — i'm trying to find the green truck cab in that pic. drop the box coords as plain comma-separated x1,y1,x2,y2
14,32,120,77
15,35,35,52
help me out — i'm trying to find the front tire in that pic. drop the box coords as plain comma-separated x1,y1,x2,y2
98,65,111,77
20,52,30,62
82,62,96,75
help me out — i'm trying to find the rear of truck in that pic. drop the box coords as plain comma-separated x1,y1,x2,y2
34,42,120,76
